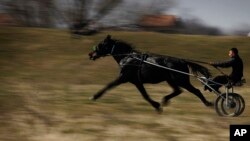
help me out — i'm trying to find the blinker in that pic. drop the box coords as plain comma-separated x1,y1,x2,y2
92,45,97,51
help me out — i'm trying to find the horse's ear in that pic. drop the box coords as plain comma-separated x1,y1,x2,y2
106,35,111,40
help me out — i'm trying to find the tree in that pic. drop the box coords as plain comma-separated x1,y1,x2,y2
68,0,177,35
4,0,55,27
3,0,177,34
68,0,123,35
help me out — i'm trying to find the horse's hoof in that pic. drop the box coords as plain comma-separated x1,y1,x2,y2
161,99,171,107
89,96,96,101
156,107,163,114
206,102,214,107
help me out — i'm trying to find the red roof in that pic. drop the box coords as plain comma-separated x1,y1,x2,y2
0,13,17,26
139,15,177,27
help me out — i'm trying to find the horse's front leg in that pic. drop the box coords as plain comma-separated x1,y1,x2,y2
90,77,123,101
134,83,162,113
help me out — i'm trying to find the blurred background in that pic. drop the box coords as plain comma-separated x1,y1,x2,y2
0,0,250,36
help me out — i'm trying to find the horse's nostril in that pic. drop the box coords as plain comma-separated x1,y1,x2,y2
89,52,93,56
88,52,98,60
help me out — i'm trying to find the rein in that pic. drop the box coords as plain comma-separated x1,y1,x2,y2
184,58,227,76
132,56,225,86
133,56,196,77
108,51,226,74
182,59,210,65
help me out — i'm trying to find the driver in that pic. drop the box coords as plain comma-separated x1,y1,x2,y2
204,48,244,93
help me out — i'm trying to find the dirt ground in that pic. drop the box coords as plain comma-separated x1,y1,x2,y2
1,83,250,141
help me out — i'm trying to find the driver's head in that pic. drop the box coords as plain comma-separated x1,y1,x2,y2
229,48,238,57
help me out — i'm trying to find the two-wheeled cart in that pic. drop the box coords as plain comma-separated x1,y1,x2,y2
199,76,245,117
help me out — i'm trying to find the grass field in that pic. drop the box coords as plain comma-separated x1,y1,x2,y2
0,27,250,141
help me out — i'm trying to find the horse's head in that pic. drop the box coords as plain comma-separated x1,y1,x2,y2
89,35,115,60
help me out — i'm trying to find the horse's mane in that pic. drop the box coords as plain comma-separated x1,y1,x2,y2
114,39,137,52
113,39,182,59
113,39,183,59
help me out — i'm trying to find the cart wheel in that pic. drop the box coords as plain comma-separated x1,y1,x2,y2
234,94,245,116
215,93,245,117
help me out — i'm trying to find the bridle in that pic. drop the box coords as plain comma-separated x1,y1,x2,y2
110,44,116,55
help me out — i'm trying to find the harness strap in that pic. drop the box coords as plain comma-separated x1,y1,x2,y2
139,54,148,65
137,54,149,83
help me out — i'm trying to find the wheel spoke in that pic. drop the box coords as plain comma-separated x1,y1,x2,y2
215,93,245,117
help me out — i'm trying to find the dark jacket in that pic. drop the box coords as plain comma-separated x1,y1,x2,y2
213,55,243,82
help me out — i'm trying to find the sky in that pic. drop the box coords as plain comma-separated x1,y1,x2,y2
168,0,250,32
1,0,249,33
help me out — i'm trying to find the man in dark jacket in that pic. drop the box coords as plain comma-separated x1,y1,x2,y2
205,48,244,93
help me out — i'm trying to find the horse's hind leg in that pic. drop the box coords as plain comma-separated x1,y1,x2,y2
162,81,182,106
134,83,162,113
182,84,213,107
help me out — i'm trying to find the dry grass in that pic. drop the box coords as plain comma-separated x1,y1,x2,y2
0,27,250,141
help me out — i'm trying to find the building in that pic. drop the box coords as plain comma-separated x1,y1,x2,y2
138,15,179,32
0,13,17,26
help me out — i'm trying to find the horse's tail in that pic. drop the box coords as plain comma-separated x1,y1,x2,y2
185,60,211,78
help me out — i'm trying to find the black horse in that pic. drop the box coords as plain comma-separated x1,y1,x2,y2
88,35,213,113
